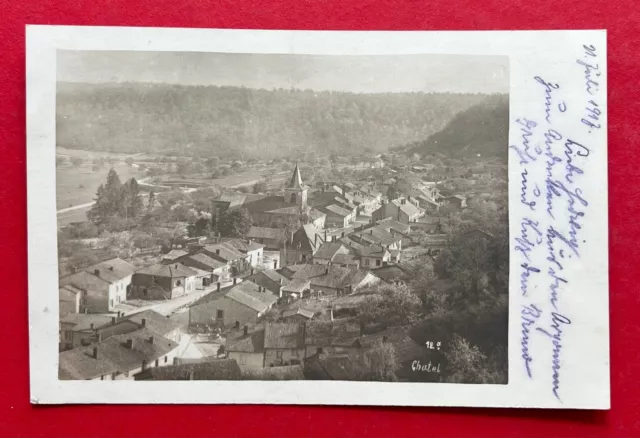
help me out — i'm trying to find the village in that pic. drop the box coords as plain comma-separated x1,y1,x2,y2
57,151,509,383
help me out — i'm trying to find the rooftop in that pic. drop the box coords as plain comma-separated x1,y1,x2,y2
184,252,226,270
59,328,178,380
135,263,198,278
161,249,189,261
247,226,283,240
85,258,137,283
226,329,265,353
135,359,242,380
225,281,279,313
264,322,305,349
222,238,265,253
60,313,114,331
282,307,315,320
313,242,347,260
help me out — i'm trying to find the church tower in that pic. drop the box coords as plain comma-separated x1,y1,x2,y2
284,162,308,208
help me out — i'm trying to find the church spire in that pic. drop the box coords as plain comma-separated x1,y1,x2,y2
287,162,304,189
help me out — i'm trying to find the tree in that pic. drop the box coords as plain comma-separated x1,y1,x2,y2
443,335,488,384
365,340,399,382
218,208,252,238
212,169,222,179
252,179,268,194
70,156,84,168
357,283,421,326
66,248,101,273
206,156,220,171
231,161,243,171
120,178,143,219
147,190,156,212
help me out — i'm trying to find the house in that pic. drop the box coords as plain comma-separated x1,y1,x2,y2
317,204,355,228
130,263,198,300
189,281,279,329
348,226,403,251
197,242,250,278
59,284,82,318
331,253,361,268
222,238,265,268
134,359,243,380
245,269,287,295
279,279,311,302
312,242,350,265
282,307,315,323
247,226,283,250
59,258,136,313
161,249,189,264
58,328,179,380
304,320,367,365
178,252,228,284
281,264,379,295
94,309,182,345
444,194,467,211
358,245,391,269
281,224,326,266
415,196,440,214
226,328,265,370
264,322,306,367
59,313,114,351
371,198,425,224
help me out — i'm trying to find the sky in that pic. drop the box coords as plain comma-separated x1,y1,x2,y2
57,50,509,94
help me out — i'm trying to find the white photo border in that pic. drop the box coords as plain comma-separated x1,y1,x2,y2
26,26,609,408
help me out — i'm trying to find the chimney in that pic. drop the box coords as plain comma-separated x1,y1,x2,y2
126,339,133,349
148,336,154,345
217,282,221,292
243,326,248,336
273,260,278,269
233,277,237,285
141,318,146,327
92,347,98,359
94,269,100,277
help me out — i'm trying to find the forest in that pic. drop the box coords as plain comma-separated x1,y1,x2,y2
56,82,497,160
399,94,510,160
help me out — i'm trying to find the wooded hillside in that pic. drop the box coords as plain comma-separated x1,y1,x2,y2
56,82,494,159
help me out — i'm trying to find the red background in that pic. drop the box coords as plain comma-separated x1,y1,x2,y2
1,0,637,436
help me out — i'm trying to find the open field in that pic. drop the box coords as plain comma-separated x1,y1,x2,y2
56,162,144,210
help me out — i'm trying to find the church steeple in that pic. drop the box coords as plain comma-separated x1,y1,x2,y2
287,162,304,189
284,162,307,207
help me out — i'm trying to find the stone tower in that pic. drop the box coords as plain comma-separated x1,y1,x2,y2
284,162,308,207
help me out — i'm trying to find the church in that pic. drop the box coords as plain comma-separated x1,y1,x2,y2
211,163,326,230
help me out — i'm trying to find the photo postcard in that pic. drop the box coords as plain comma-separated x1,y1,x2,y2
26,26,609,408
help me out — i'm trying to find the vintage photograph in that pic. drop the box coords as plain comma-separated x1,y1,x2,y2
56,50,510,383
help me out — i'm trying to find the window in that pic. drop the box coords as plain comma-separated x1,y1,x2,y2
164,356,168,363
276,351,283,359
216,310,224,319
316,347,324,354
291,349,299,357
376,259,381,267
155,359,159,367
124,371,129,378
143,288,148,296
112,372,117,380
100,375,105,380
176,280,182,287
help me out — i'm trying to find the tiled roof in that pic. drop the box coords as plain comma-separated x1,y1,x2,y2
264,322,305,349
226,281,279,313
184,253,226,270
304,354,356,380
332,253,360,266
310,266,374,289
313,242,347,260
60,313,114,331
59,270,110,292
320,204,352,218
376,218,411,233
58,328,178,380
282,307,315,319
161,249,188,261
135,359,242,380
391,199,423,217
135,263,197,278
202,242,245,262
223,238,265,253
83,258,137,283
281,279,310,293
265,205,305,215
123,309,181,337
305,320,362,347
59,284,83,296
281,264,329,280
247,226,282,240
226,329,265,353
358,245,388,257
